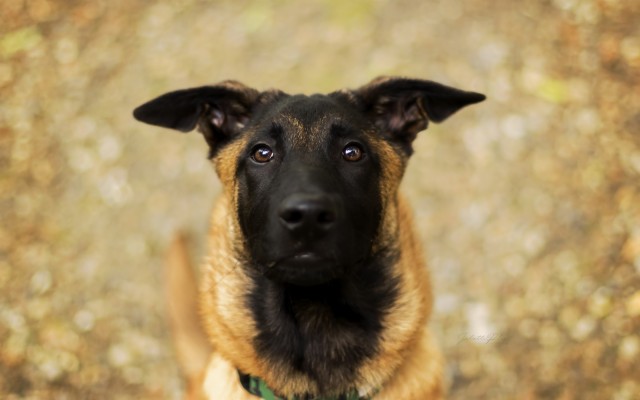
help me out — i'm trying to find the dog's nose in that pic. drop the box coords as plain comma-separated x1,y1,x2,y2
278,193,337,234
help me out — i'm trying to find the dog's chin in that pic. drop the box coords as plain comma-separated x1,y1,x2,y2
263,253,345,287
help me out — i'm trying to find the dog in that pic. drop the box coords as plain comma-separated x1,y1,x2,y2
133,77,485,399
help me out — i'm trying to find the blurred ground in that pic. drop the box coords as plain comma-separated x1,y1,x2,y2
1,0,640,399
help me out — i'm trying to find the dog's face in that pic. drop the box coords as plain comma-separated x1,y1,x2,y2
235,95,388,286
134,78,484,286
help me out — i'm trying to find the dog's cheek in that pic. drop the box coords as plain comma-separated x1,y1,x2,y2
213,139,249,189
235,168,277,263
338,165,384,261
374,136,407,196
362,137,406,253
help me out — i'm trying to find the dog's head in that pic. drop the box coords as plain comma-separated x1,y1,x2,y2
134,77,484,286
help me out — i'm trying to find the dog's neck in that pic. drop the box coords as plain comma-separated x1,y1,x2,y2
245,250,399,395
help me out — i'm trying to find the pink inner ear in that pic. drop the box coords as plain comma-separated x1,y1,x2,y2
387,111,406,133
211,108,225,128
403,99,428,130
385,98,428,137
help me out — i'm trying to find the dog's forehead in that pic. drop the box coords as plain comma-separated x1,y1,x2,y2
277,94,346,122
255,94,364,148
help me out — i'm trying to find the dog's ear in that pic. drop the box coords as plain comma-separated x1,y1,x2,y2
352,77,485,153
133,81,259,151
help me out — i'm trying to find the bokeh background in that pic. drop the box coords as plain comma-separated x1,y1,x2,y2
2,0,640,398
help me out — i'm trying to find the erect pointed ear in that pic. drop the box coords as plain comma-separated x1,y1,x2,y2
352,77,485,153
133,80,260,152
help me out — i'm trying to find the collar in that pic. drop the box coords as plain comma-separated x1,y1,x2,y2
238,371,376,400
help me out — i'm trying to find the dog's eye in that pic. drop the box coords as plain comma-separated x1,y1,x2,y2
342,143,364,162
251,144,274,163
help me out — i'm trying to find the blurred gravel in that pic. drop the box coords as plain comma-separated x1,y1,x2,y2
1,0,639,399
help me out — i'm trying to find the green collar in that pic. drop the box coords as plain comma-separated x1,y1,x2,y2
238,371,375,400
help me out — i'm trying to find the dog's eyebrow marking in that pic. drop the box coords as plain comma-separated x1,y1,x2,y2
281,114,307,146
285,115,304,130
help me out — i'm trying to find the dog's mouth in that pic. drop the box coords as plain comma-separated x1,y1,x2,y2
263,252,345,286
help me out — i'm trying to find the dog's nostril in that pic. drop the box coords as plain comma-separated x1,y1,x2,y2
279,194,339,233
317,210,336,225
281,209,304,224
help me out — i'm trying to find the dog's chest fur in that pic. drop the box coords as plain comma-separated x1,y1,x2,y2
247,254,399,390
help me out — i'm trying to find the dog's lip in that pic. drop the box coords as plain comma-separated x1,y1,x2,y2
289,252,324,262
263,252,342,286
267,252,330,268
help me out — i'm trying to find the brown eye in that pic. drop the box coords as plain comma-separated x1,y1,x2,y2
251,145,274,163
342,143,364,162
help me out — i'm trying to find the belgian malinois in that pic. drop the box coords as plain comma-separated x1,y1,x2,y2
133,77,484,399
